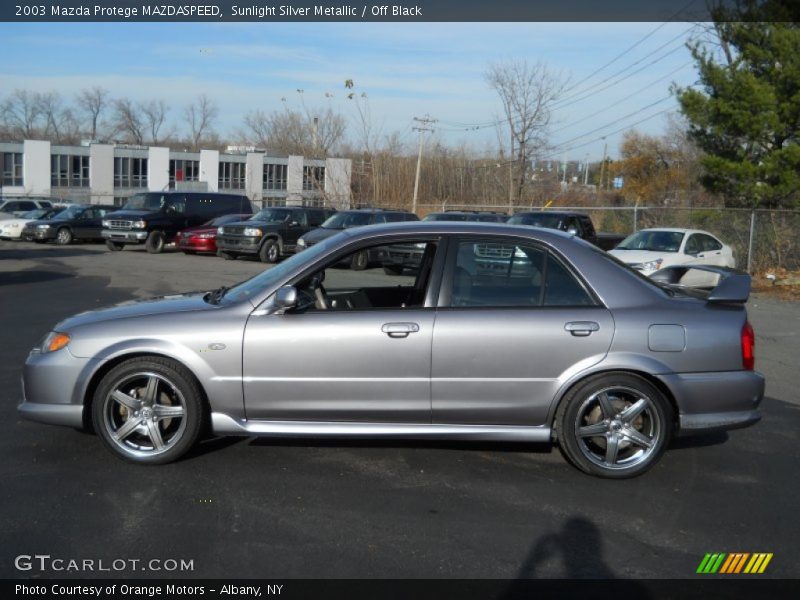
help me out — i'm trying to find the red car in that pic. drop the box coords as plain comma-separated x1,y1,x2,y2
176,214,252,254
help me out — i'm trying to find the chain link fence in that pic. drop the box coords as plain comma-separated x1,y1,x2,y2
417,203,800,274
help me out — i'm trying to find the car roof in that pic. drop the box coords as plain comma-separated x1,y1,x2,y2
636,227,714,235
339,220,577,243
512,210,589,217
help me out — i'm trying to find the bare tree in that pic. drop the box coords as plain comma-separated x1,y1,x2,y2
141,99,169,145
184,94,218,150
38,91,81,144
0,89,45,139
76,86,109,140
241,107,345,156
486,60,568,206
112,98,145,144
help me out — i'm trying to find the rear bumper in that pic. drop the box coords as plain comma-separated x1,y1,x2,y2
657,370,765,435
102,229,147,243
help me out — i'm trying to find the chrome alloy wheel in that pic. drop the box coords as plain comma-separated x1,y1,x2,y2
102,372,187,459
573,386,662,471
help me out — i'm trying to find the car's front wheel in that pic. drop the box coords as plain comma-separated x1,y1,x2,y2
555,373,672,478
259,239,280,263
56,227,73,245
145,231,165,254
92,357,204,464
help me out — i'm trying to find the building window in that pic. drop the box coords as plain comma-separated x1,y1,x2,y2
263,163,287,191
169,159,199,187
219,161,245,190
114,157,148,188
1,152,23,187
51,154,89,188
303,166,325,191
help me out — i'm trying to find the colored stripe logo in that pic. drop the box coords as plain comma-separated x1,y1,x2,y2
697,553,773,574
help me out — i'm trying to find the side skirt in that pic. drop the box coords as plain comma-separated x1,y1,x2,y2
211,413,551,443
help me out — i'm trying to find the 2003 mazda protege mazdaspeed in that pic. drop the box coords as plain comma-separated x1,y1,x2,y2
18,222,764,478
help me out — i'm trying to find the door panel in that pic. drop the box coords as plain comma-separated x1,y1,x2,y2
243,310,434,422
431,308,614,425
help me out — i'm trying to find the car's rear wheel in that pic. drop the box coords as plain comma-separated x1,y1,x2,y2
106,240,124,251
56,227,72,245
259,239,280,263
145,231,165,254
555,373,672,478
92,357,204,465
350,250,369,271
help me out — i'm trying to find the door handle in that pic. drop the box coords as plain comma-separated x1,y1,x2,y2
564,321,599,337
381,322,420,338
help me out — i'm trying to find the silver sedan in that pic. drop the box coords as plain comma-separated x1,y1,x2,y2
18,222,764,478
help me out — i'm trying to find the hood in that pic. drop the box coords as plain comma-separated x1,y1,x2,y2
227,218,281,229
301,227,339,244
104,210,154,219
55,292,214,331
22,219,53,228
608,249,675,265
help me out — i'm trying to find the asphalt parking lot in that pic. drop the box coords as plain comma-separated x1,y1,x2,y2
0,240,798,579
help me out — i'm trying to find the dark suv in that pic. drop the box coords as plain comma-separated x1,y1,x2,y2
216,206,335,263
102,192,253,253
296,208,419,269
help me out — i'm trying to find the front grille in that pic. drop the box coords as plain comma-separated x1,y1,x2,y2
108,220,132,229
474,243,514,259
223,226,246,235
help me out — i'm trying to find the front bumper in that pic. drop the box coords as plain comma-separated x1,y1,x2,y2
21,228,56,241
216,235,261,255
17,347,100,429
102,229,148,243
657,370,765,435
177,237,216,252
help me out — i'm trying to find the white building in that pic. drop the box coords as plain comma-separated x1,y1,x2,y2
0,140,352,209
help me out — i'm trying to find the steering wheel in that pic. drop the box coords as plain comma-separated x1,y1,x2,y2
309,272,329,310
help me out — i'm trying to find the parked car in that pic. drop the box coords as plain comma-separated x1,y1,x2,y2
176,214,252,255
296,208,419,269
21,204,116,244
18,222,763,478
609,228,735,287
507,211,625,250
0,208,63,240
0,198,54,219
216,206,335,263
423,210,508,222
102,192,253,253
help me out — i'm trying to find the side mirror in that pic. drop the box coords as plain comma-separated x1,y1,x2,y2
273,286,298,312
566,226,578,235
288,220,299,227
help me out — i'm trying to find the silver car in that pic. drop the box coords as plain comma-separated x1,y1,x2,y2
18,222,764,478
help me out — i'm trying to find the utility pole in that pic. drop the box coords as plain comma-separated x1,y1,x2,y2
583,153,589,186
599,139,608,191
412,115,436,215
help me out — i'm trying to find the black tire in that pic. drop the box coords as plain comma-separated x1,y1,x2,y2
55,227,73,245
383,265,404,276
259,239,280,263
350,250,369,271
92,356,204,465
555,372,672,479
217,250,236,260
106,240,124,251
145,231,165,254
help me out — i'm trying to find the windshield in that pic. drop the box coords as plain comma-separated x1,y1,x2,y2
616,230,684,252
223,233,343,305
204,214,248,227
52,205,85,220
423,213,468,221
321,212,373,229
22,209,48,219
507,213,564,228
251,208,291,223
122,193,166,211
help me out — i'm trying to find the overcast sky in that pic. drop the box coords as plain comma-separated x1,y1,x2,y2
0,21,699,159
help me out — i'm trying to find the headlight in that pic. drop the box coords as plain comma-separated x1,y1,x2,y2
131,220,147,229
243,227,262,237
40,331,70,353
217,226,225,234
102,219,110,227
36,224,51,229
196,233,215,239
297,237,307,248
641,259,664,272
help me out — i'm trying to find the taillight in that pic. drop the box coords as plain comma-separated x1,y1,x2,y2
741,321,755,370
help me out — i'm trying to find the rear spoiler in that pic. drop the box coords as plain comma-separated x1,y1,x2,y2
650,265,751,303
